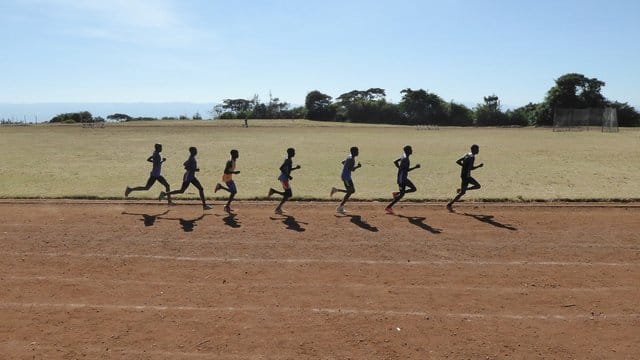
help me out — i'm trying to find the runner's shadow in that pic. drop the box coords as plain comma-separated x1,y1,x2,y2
270,215,307,232
462,213,517,231
216,213,241,228
121,210,170,227
335,214,378,232
395,215,442,234
159,214,210,232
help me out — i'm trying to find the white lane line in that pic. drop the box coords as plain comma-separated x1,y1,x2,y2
3,275,637,293
310,308,640,320
26,346,247,360
1,301,638,321
2,229,639,250
4,251,639,267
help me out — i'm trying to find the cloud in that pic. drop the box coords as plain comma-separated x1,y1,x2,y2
18,0,210,47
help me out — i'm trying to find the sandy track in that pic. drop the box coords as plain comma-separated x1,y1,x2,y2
1,201,639,359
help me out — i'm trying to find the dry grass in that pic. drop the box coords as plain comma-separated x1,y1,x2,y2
1,120,639,201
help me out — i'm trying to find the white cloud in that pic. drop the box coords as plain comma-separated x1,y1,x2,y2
19,0,211,47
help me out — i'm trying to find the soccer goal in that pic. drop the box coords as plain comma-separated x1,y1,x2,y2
553,107,618,132
601,107,619,132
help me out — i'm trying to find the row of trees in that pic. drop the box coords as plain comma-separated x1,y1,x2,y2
215,73,640,126
49,112,205,123
213,93,304,120
47,73,639,126
49,111,104,124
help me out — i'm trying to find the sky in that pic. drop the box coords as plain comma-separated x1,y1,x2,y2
1,0,639,109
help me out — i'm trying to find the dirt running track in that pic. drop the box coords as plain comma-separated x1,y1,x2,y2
0,201,639,359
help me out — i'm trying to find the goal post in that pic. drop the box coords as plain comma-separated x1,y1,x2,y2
553,107,618,132
601,107,619,132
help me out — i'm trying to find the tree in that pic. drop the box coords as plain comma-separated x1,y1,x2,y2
538,73,608,125
50,111,93,123
445,101,474,126
506,103,538,126
305,90,335,121
217,98,255,119
335,88,399,123
107,113,132,122
474,94,509,126
399,88,447,125
609,102,640,127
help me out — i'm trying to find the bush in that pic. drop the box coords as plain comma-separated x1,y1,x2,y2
50,111,93,123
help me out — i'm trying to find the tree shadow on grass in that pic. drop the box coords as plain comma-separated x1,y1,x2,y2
270,215,307,232
216,213,241,228
462,212,517,231
158,213,210,232
395,214,442,234
121,210,170,227
335,214,378,232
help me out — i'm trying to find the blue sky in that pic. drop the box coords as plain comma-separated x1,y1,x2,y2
1,0,639,108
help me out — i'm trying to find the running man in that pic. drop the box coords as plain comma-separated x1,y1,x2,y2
446,144,483,211
385,145,420,214
161,146,212,210
125,143,173,204
330,146,361,214
268,148,301,215
214,149,240,213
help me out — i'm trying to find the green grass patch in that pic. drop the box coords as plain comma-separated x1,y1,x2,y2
1,121,639,201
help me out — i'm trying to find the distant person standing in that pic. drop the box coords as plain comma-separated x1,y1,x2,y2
385,145,420,214
125,143,173,204
161,146,212,210
268,148,301,215
215,149,241,213
447,144,483,211
330,146,362,214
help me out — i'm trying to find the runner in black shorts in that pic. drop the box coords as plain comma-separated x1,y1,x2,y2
330,146,362,214
268,148,301,215
385,145,420,214
161,146,212,210
447,144,483,211
125,143,173,205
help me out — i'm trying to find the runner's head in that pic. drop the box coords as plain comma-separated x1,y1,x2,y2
403,145,413,156
154,143,162,152
189,146,197,156
471,144,479,155
230,149,239,159
286,147,295,158
350,146,359,157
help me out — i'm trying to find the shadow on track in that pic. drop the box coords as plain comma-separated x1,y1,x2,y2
270,215,307,232
121,210,170,227
335,214,378,232
158,213,210,232
461,212,517,231
216,213,241,228
395,214,442,234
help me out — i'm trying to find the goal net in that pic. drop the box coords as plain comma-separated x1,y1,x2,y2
601,107,619,132
553,107,618,132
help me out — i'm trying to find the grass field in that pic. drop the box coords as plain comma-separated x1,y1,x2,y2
1,120,639,201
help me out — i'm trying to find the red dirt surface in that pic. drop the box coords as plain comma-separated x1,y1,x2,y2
1,201,639,359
